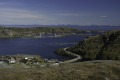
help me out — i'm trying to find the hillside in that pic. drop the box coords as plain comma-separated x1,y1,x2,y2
0,26,95,38
0,60,120,80
67,29,120,60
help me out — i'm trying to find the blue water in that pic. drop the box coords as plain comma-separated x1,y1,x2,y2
0,35,86,60
70,25,120,31
0,25,120,60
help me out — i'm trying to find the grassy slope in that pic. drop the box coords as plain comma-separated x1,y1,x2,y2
68,29,120,60
0,60,120,80
0,26,91,38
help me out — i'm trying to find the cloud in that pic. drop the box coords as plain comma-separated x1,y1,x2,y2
57,13,81,16
0,1,22,6
0,1,45,19
100,16,108,18
0,2,6,5
0,8,45,19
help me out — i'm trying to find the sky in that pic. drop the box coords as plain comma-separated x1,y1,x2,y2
0,0,120,25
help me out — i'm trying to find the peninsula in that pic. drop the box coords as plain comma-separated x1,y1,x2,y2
0,26,103,38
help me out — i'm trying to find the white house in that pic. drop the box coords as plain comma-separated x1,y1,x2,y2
25,57,28,60
9,59,16,63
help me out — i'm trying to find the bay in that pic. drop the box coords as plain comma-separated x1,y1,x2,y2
0,35,86,60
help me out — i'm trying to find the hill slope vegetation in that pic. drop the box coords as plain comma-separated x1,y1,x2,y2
0,26,93,38
66,29,120,60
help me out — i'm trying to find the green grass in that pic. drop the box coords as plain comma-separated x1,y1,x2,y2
12,64,24,69
67,29,120,60
0,60,119,80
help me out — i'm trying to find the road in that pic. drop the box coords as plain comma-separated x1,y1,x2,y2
62,47,82,63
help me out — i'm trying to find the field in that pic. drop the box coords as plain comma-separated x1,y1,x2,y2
0,60,120,80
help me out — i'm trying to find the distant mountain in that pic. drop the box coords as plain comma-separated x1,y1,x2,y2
67,29,120,60
0,24,120,31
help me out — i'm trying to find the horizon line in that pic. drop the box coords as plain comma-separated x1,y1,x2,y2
0,24,120,26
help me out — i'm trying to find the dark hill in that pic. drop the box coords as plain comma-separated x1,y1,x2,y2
67,29,120,60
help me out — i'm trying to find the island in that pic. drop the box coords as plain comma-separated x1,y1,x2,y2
0,26,104,38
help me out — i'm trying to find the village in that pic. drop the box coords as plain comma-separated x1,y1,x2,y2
27,33,60,38
0,47,82,69
0,55,60,69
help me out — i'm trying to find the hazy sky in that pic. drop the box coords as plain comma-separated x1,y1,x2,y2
0,0,120,25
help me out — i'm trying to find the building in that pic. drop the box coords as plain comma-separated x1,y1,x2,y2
5,56,20,63
8,58,16,63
